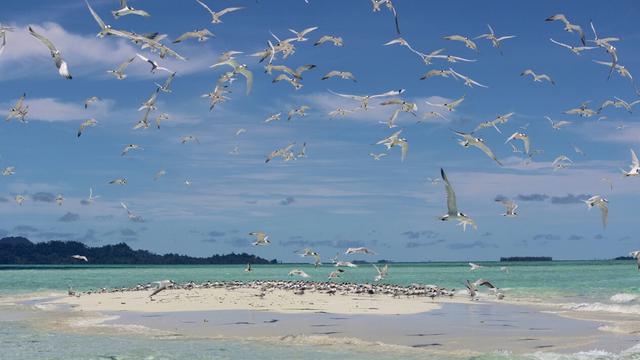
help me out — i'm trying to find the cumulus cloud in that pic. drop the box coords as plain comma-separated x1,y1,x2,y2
533,234,561,241
58,212,80,222
550,193,591,205
516,193,550,202
400,230,439,240
405,239,445,248
32,192,56,202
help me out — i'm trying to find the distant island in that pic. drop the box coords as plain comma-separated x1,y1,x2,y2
500,256,552,262
0,237,277,265
614,256,634,261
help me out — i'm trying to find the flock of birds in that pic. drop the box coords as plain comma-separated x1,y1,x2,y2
2,0,640,294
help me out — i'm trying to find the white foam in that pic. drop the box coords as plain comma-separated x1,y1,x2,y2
563,302,640,315
609,293,638,304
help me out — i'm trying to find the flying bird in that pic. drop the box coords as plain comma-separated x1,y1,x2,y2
425,95,465,112
521,69,555,85
314,35,343,47
71,255,88,262
211,59,253,95
321,70,356,82
288,26,318,42
475,25,515,52
549,38,595,55
496,199,518,217
443,35,478,52
136,53,173,74
373,264,389,282
453,130,502,166
584,195,608,228
249,231,270,246
107,56,135,80
439,168,477,231
195,0,244,24
28,26,72,79
376,129,408,161
112,0,150,18
545,14,586,45
173,29,214,43
473,112,514,133
6,93,28,123
84,96,101,109
546,116,572,130
622,149,640,177
288,269,311,278
345,247,376,255
505,132,531,155
77,119,98,138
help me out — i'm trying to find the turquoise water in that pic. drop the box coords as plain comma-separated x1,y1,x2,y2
2,261,640,359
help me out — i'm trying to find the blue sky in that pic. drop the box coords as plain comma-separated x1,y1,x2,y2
1,0,640,262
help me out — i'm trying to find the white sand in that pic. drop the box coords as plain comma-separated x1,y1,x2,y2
53,287,444,315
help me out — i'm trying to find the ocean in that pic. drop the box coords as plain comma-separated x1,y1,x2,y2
1,261,639,359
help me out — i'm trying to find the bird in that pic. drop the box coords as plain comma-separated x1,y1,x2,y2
149,280,175,298
84,96,101,109
314,35,343,47
155,72,176,93
249,232,270,246
328,89,404,110
521,69,555,85
425,95,465,112
265,143,295,163
384,37,423,59
452,130,502,166
112,0,150,18
448,68,488,88
154,170,166,181
334,261,357,268
593,61,632,81
136,53,172,74
475,25,515,52
173,29,214,43
28,26,72,79
77,119,98,138
272,74,303,90
545,14,586,45
328,268,345,279
440,168,477,231
264,113,281,123
321,70,356,82
180,135,200,144
584,195,609,228
153,113,169,129
376,130,408,161
496,199,518,217
373,264,388,282
6,93,28,123
107,56,135,80
210,59,253,95
2,167,15,176
505,132,530,155
288,269,310,278
371,0,401,34
622,149,640,177
56,194,64,206
15,195,25,206
287,106,310,121
244,263,252,272
121,144,142,156
420,69,454,81
549,38,595,55
629,251,640,270
85,187,99,204
0,24,14,56
443,35,478,52
288,26,318,42
546,116,572,130
552,155,573,171
109,178,127,185
379,99,417,128
473,112,514,133
195,0,244,24
469,262,483,271
369,153,387,161
345,247,376,255
564,101,598,118
71,255,88,262
121,202,143,222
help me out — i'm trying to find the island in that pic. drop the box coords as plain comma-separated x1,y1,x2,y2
0,237,277,265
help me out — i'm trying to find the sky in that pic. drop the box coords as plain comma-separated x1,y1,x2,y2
0,0,639,262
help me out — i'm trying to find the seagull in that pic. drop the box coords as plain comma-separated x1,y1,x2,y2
629,251,640,270
86,187,99,204
328,108,355,118
264,113,281,123
149,280,174,298
210,59,253,95
589,21,620,78
369,153,387,161
473,112,514,133
505,132,530,155
2,167,15,176
272,74,303,90
77,119,98,138
155,113,169,129
296,143,307,159
139,88,161,112
235,128,246,136
287,106,310,121
384,37,423,58
376,129,408,161
599,98,638,113
439,168,477,231
266,64,316,80
419,111,449,123
15,195,25,206
521,69,555,85
136,53,172,74
109,178,127,185
121,144,142,156
265,143,295,163
195,0,244,24
622,149,640,177
112,0,150,18
564,101,598,117
28,26,72,79
6,93,28,123
288,26,318,42
244,263,252,272
448,68,488,88
0,24,14,56
334,261,357,268
84,96,101,109
328,268,345,279
373,264,389,282
328,89,404,110
71,255,88,262
154,169,166,180
443,35,478,52
288,269,311,278
593,61,632,81
184,180,192,186
453,131,502,166
249,231,270,246
322,70,356,82
229,145,240,155
426,95,465,112
155,72,176,93
420,69,454,80
465,279,478,299
549,38,595,55
552,155,573,170
371,0,401,34
469,262,483,271
181,135,200,144
379,99,417,128
121,202,143,222
496,199,518,217
218,50,243,63
173,29,214,43
314,35,343,47
475,25,515,52
546,116,572,130
545,14,586,45
584,195,608,228
345,247,376,255
107,56,135,80
56,194,64,206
